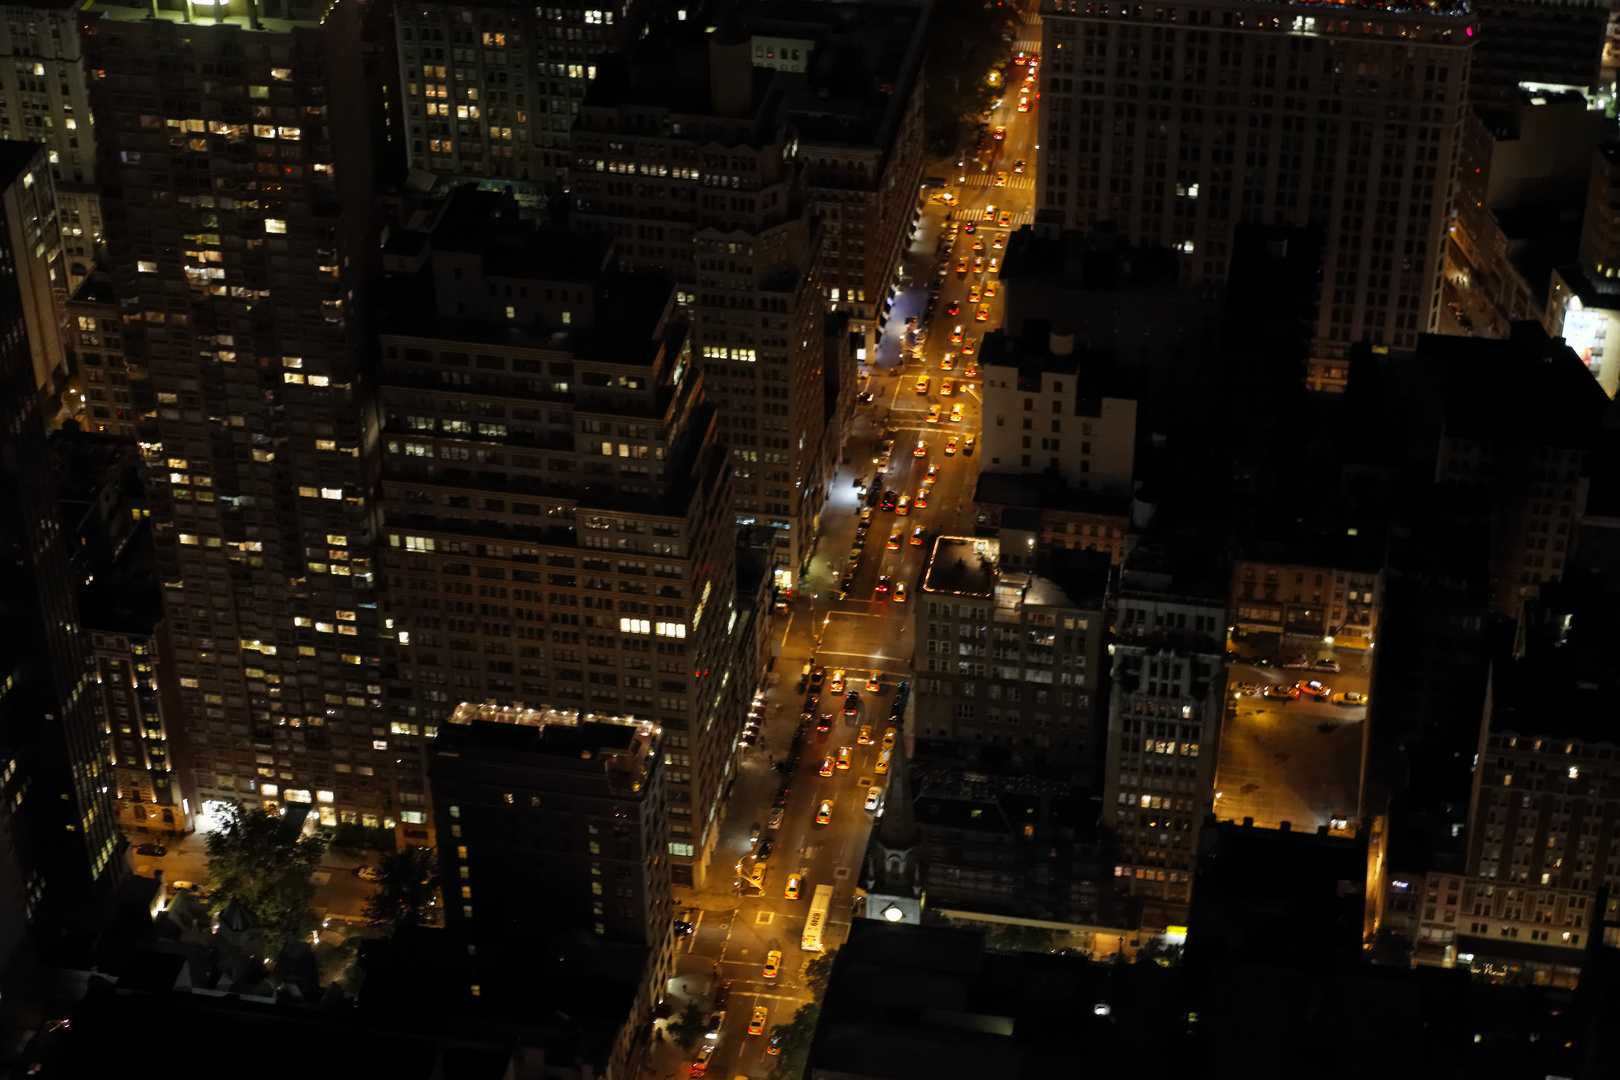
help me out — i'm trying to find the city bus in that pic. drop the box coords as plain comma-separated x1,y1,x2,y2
802,884,834,951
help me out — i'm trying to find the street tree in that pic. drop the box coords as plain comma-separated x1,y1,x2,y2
765,1002,822,1080
362,846,439,932
668,1003,710,1053
804,948,838,997
203,805,326,952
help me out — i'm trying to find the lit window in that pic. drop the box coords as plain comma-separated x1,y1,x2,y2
265,219,286,234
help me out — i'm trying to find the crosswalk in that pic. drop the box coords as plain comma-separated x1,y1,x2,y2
959,172,1035,192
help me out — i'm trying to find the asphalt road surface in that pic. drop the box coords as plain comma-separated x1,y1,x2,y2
649,33,1046,1080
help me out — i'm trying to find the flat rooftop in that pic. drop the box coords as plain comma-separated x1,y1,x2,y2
922,536,999,598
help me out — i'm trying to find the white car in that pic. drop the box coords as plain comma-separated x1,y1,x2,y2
864,787,882,811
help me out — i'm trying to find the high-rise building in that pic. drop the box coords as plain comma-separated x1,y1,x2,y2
1036,0,1471,357
0,0,101,290
1101,537,1227,924
52,432,193,841
571,24,842,579
912,535,1109,768
87,0,387,829
393,0,647,201
375,186,747,883
733,1,930,341
431,705,670,954
427,708,671,1075
0,140,120,956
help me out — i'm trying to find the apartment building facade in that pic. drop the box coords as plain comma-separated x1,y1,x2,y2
978,325,1137,496
431,707,671,1076
913,536,1109,768
88,0,389,830
1230,549,1383,649
375,188,746,883
394,0,645,199
571,26,837,578
1037,0,1471,359
736,1,930,339
0,140,120,947
0,0,100,289
1101,540,1227,924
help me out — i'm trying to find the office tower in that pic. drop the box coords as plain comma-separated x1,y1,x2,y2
734,1,930,339
393,0,646,199
0,1,100,289
431,710,670,973
87,1,385,828
977,322,1136,495
1037,0,1471,358
0,141,120,951
376,187,745,884
571,25,838,578
1101,539,1226,924
913,536,1109,768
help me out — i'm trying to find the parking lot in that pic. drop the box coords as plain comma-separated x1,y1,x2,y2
1214,643,1370,836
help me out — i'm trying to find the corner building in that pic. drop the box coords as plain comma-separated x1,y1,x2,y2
1037,0,1471,360
376,188,746,884
88,0,387,828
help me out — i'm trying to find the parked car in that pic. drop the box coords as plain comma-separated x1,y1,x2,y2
1313,659,1342,673
135,843,167,857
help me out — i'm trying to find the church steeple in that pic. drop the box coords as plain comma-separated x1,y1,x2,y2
863,736,922,900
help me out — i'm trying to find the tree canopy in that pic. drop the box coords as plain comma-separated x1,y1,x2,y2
668,1003,710,1053
362,846,439,932
923,0,1020,151
765,948,840,1080
203,805,326,952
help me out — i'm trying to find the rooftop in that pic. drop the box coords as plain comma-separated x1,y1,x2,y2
971,470,1131,518
1118,534,1229,604
808,920,1173,1079
1417,322,1609,449
741,1,930,152
1000,223,1185,294
439,704,658,794
922,536,1000,598
979,319,1135,404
